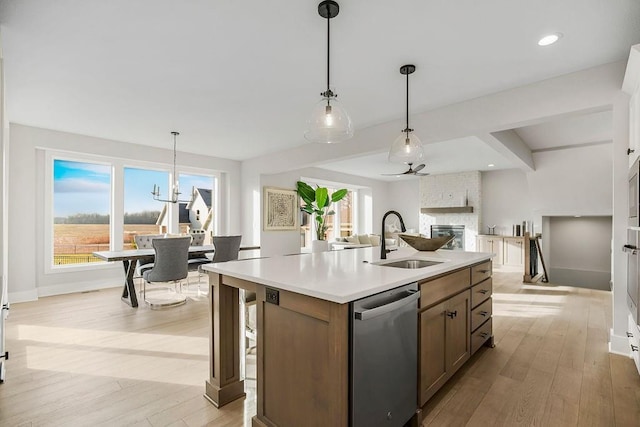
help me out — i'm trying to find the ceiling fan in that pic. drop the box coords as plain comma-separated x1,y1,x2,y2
382,163,429,177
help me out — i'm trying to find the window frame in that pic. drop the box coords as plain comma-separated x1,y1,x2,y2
44,150,115,274
299,178,360,247
44,150,221,274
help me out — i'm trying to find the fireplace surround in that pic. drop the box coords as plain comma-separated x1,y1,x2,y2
430,225,465,250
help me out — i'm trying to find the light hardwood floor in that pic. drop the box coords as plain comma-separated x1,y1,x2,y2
1,271,639,426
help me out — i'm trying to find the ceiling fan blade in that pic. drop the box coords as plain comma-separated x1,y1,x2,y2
413,164,426,172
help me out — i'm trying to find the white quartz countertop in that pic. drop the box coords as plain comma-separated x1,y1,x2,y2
202,247,493,304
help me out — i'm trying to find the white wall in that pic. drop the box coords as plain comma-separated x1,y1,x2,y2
8,124,241,302
481,169,533,236
482,143,613,236
549,216,612,273
259,167,390,257
386,179,420,233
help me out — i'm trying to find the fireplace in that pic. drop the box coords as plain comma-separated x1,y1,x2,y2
431,225,465,250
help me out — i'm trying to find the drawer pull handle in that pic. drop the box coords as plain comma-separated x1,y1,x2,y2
446,310,457,319
632,345,639,352
627,332,634,338
479,269,490,274
478,289,489,294
479,311,489,316
479,332,489,338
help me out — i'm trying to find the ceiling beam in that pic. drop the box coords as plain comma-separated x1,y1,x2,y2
478,130,535,172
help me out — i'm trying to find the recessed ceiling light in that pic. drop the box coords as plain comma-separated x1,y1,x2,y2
538,33,562,46
488,164,495,168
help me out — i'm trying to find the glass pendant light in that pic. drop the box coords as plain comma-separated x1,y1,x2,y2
389,64,424,164
304,0,353,144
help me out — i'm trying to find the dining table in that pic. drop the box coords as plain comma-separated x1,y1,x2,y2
93,245,215,307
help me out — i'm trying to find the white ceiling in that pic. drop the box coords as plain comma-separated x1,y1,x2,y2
318,136,514,181
514,110,613,151
1,0,638,174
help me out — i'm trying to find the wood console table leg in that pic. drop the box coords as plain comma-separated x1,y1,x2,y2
204,273,246,407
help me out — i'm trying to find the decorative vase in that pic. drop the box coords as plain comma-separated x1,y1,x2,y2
312,240,329,253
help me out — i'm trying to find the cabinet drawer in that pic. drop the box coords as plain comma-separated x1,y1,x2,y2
471,318,492,355
471,298,492,332
471,278,492,308
420,269,470,309
471,261,492,285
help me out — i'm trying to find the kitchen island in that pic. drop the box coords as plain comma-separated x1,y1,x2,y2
201,247,494,427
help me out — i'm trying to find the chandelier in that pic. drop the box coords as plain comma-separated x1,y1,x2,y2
151,131,190,203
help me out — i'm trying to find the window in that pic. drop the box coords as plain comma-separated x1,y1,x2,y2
123,167,168,249
46,151,220,271
52,159,111,266
179,173,217,244
323,187,355,242
338,190,354,237
300,182,357,249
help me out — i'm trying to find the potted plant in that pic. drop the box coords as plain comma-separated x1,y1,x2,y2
296,181,348,252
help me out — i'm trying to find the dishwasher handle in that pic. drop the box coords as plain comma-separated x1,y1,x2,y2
354,290,420,321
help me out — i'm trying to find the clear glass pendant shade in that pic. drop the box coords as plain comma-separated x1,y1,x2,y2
304,96,354,143
388,131,424,164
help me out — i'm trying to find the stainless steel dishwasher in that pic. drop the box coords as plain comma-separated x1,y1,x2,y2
350,282,419,427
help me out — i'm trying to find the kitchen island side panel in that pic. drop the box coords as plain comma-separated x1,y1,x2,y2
255,285,349,427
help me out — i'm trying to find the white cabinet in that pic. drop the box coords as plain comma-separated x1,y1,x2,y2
476,235,503,266
623,45,640,167
503,237,525,267
477,235,524,267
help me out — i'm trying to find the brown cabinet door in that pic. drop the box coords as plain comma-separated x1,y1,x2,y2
446,290,471,373
419,300,447,405
419,290,471,406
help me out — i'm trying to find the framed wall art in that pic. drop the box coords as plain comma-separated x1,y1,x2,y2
263,186,299,231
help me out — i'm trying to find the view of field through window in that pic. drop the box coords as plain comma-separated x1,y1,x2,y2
53,159,216,266
53,159,111,265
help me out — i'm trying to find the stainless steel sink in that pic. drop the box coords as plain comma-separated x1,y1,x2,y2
377,259,443,269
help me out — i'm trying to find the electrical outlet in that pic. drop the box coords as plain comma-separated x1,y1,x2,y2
265,288,279,305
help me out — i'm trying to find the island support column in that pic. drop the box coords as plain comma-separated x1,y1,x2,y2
204,273,246,407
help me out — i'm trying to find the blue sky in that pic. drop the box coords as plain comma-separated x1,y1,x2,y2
53,160,214,217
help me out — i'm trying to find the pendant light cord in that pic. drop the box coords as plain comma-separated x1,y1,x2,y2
405,71,409,132
172,132,179,194
326,4,331,97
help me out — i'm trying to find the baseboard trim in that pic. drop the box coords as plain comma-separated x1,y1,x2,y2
37,280,122,298
609,328,631,356
8,289,39,303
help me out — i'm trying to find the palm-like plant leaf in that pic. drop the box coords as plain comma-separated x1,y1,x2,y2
331,189,348,202
296,180,348,241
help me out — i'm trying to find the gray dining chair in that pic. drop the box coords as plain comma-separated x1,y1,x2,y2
211,235,242,263
191,235,244,298
142,236,191,309
134,234,164,280
185,230,212,295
